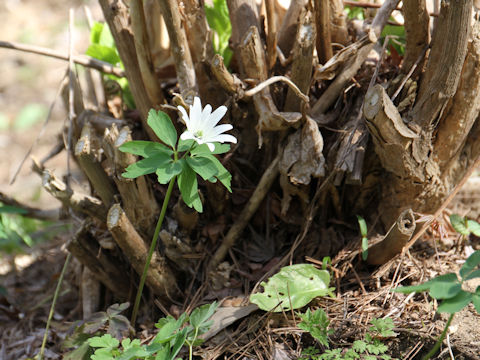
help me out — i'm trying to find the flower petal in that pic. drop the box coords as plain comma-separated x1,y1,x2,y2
206,142,215,152
205,105,227,129
201,104,212,125
178,105,190,128
180,131,195,141
190,97,203,130
211,134,237,144
208,124,233,137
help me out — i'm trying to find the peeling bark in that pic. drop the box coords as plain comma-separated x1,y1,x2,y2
75,124,117,207
107,204,178,300
227,0,260,48
366,209,416,265
103,125,159,236
156,0,198,102
411,0,472,132
130,0,165,106
98,0,156,140
434,23,480,172
402,0,430,77
314,0,333,64
284,10,315,112
67,221,129,299
277,0,308,56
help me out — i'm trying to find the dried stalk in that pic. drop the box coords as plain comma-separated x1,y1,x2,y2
67,221,129,298
74,124,117,207
0,40,125,77
238,26,303,143
401,0,430,77
284,11,315,112
104,125,159,236
210,54,244,95
434,23,480,171
411,0,472,130
311,0,400,115
244,76,308,103
156,0,197,102
277,0,308,56
130,0,165,106
227,0,260,47
314,0,333,64
98,0,156,140
107,204,178,301
265,0,277,69
42,170,107,222
183,0,214,64
366,209,416,265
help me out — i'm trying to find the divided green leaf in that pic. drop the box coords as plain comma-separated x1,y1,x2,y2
88,334,119,349
186,156,219,181
86,44,121,66
297,308,331,348
460,250,480,280
119,141,173,158
156,159,183,184
467,219,480,236
450,214,469,236
189,302,218,330
122,152,172,179
428,273,461,299
147,110,178,149
196,153,232,192
178,162,203,212
190,143,230,155
437,290,472,313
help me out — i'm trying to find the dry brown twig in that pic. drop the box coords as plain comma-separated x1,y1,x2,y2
157,0,197,102
311,0,401,116
208,154,281,272
0,40,125,77
130,0,165,106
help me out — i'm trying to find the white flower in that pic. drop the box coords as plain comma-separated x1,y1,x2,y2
178,97,237,152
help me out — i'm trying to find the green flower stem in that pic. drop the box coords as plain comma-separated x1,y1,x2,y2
422,313,455,360
131,175,177,325
38,252,71,360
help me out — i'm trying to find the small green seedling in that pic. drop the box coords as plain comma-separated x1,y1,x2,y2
356,215,369,261
85,302,218,360
300,317,397,360
393,250,480,360
298,308,332,348
249,264,335,312
450,214,480,238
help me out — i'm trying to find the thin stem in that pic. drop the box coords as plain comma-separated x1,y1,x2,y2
131,176,177,325
422,313,455,360
38,252,72,360
188,327,199,360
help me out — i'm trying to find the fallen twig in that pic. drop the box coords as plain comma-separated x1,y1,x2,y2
208,153,281,272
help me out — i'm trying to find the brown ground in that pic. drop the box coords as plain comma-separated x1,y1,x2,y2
1,1,480,360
